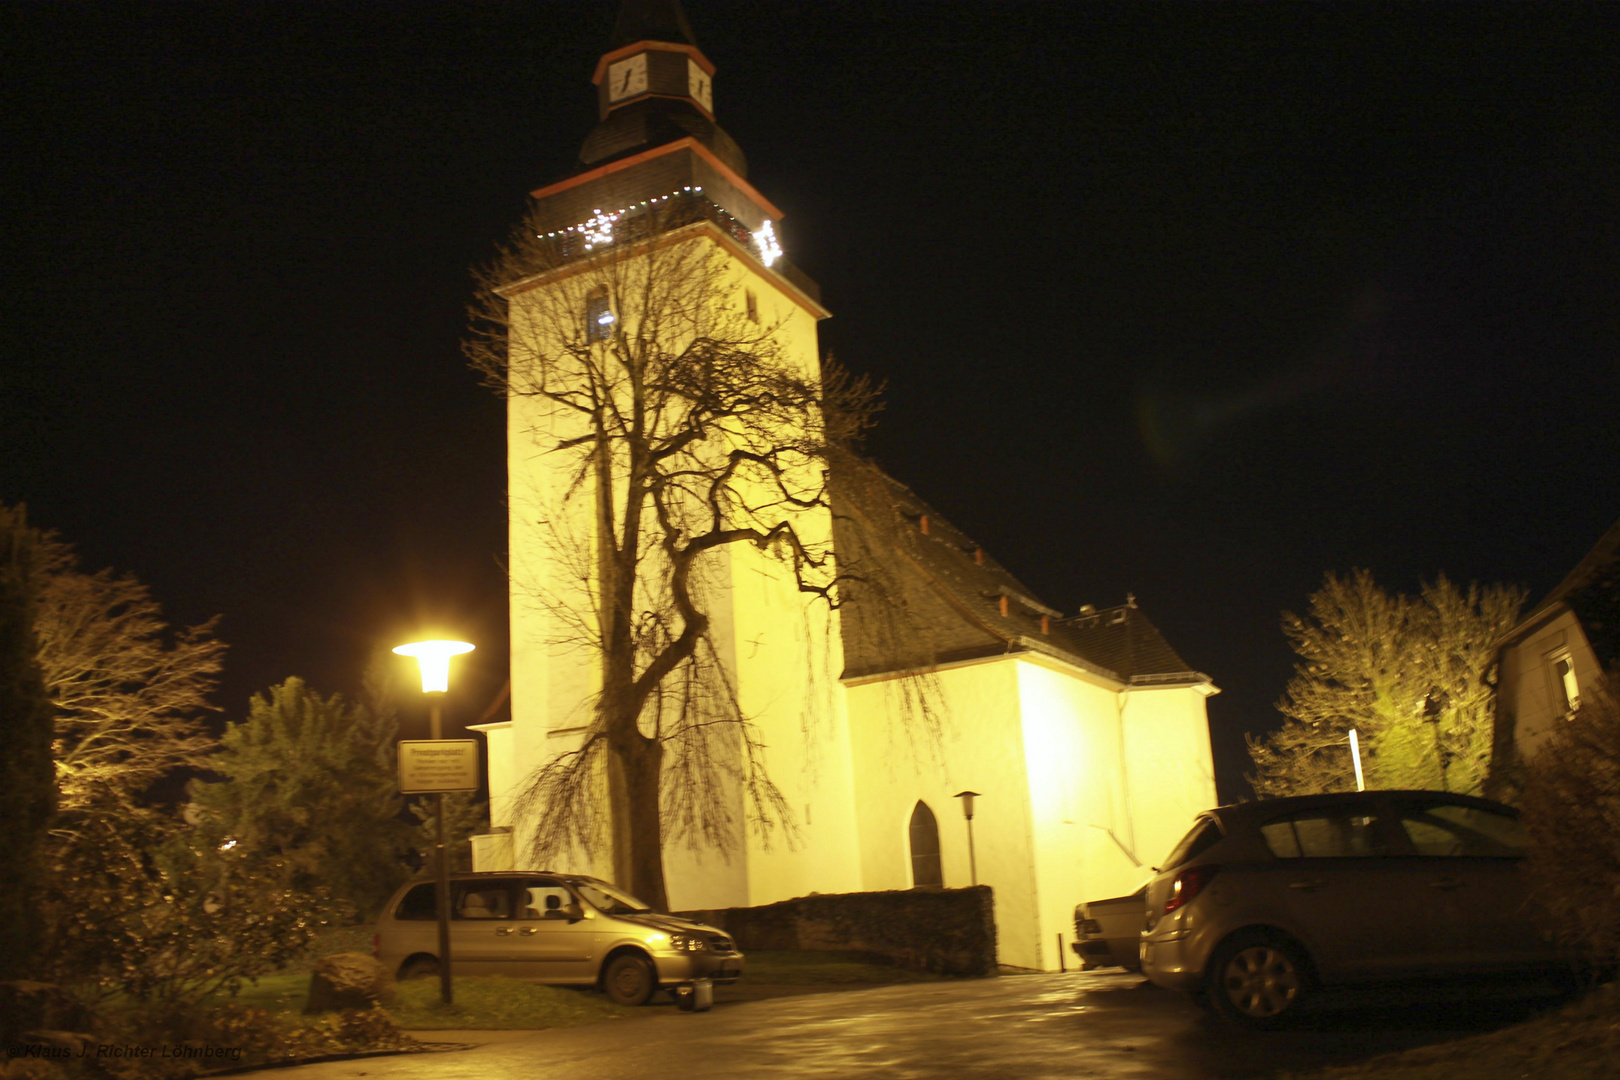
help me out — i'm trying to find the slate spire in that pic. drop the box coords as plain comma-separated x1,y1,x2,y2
609,0,699,50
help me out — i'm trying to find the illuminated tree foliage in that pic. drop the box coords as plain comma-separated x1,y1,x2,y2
1248,570,1525,797
1521,673,1620,968
466,199,901,908
0,504,56,978
30,533,224,817
190,678,416,918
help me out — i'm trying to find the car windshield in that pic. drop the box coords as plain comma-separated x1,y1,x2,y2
570,879,653,915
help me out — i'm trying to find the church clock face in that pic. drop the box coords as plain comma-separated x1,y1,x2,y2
687,59,712,113
607,54,648,102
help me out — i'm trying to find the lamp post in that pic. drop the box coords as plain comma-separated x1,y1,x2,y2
1348,728,1365,792
1422,689,1451,793
393,638,475,1005
954,790,981,886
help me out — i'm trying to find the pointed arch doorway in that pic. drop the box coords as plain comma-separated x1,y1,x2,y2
908,800,943,888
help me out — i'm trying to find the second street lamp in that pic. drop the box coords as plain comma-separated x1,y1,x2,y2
393,638,475,1005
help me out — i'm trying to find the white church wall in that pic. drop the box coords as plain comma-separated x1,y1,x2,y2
730,542,864,905
1014,657,1131,971
845,657,1045,971
1118,685,1219,872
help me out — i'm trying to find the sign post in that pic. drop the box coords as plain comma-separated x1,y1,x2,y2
398,737,478,1005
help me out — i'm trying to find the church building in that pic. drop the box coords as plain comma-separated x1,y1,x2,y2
470,0,1218,972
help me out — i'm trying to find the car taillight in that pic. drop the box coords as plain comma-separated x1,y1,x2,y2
372,933,380,959
1164,865,1219,914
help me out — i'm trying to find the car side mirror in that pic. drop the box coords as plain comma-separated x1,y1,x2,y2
563,902,584,922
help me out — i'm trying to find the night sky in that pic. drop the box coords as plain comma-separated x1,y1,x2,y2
5,1,1617,799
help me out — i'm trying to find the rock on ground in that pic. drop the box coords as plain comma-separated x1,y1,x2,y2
304,953,396,1014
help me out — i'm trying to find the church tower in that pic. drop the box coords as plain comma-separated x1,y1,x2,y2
477,0,864,912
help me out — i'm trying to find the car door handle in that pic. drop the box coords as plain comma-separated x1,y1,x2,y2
1288,879,1328,892
519,927,539,936
495,926,515,935
1429,877,1463,891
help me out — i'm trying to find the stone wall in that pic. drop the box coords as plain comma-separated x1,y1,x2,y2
678,885,996,976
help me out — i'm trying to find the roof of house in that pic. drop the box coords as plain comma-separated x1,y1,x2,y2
1498,515,1620,671
1542,516,1620,669
832,468,1210,688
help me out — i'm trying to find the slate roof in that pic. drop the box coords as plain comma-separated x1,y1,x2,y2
1512,515,1620,670
833,468,1209,687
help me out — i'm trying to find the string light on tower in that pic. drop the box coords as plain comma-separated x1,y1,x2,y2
581,209,619,250
754,219,783,267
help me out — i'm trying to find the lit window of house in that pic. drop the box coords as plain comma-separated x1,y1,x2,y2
585,286,613,343
1551,654,1580,715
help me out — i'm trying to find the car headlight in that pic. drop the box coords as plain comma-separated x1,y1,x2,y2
668,933,707,952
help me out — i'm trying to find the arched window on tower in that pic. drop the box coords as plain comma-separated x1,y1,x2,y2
909,801,943,888
585,286,613,343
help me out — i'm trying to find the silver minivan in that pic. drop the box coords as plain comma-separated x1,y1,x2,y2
1139,790,1563,1025
375,872,743,1006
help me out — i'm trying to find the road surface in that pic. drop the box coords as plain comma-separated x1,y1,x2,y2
245,970,1555,1080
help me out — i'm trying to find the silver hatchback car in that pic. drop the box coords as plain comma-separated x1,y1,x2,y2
376,872,743,1006
1139,790,1562,1025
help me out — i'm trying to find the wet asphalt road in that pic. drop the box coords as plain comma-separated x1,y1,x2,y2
248,971,1559,1080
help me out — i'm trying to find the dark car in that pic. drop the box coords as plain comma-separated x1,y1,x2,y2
1139,790,1565,1025
1072,887,1146,970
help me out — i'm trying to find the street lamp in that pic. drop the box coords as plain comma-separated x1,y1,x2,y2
954,791,981,886
393,638,475,1005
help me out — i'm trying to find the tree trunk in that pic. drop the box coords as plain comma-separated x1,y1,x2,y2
605,727,667,910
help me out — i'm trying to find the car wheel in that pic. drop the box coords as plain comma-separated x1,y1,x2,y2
398,955,440,980
1205,932,1310,1027
603,953,656,1006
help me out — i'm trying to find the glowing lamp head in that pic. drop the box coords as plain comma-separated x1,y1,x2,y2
393,639,475,693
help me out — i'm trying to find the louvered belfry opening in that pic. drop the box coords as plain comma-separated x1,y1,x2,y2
909,801,943,888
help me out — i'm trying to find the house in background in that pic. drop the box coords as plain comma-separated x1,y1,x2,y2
1491,516,1619,785
470,0,1218,972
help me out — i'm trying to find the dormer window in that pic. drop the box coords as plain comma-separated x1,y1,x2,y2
586,286,614,343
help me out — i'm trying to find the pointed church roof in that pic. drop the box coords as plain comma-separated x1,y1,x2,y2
833,467,1210,687
577,0,745,176
610,0,699,49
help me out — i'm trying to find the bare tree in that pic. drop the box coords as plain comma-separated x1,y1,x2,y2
28,528,223,820
1248,570,1525,797
466,196,892,908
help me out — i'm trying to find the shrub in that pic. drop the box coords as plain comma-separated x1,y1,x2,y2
1521,673,1620,968
41,801,347,1009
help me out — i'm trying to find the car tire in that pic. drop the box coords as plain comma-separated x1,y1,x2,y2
398,955,440,981
1205,931,1311,1028
603,953,657,1007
